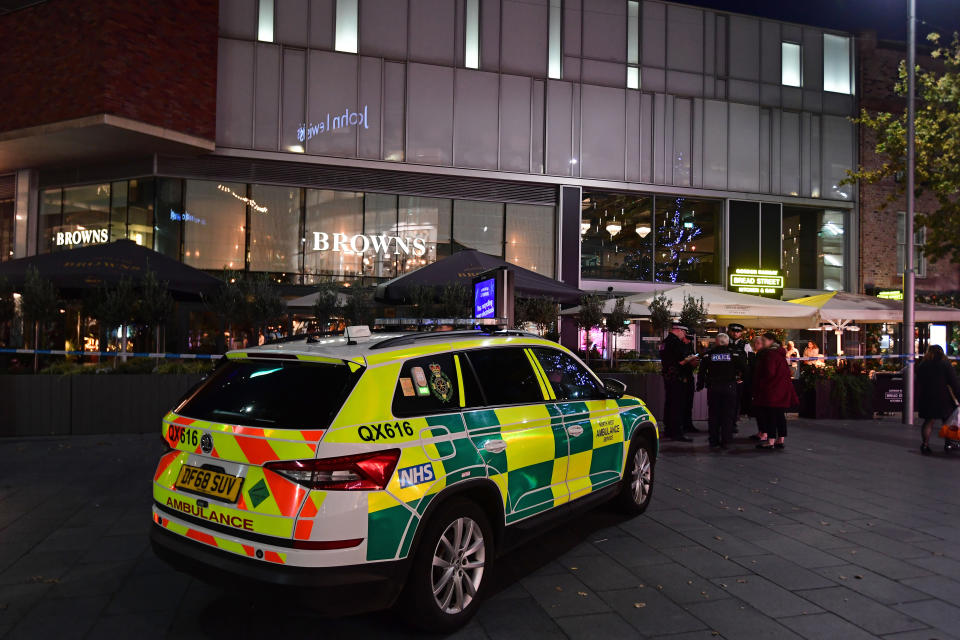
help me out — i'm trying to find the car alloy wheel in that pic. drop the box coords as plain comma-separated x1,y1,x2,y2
431,516,486,614
631,447,652,505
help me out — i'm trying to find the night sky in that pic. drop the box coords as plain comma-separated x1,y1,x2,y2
678,0,960,42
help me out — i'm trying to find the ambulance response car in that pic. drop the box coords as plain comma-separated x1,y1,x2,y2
151,329,658,631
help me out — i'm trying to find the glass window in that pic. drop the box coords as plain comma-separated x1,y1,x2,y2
823,34,851,94
0,198,13,261
580,191,653,281
38,188,62,254
728,200,759,269
532,348,606,401
398,196,451,274
453,200,503,257
548,0,561,79
176,360,357,429
304,189,363,278
126,179,155,249
897,212,926,278
363,193,399,279
782,206,848,290
464,0,480,69
257,0,274,42
654,196,721,284
505,204,555,275
627,0,639,88
392,353,475,417
781,42,801,87
249,185,302,273
155,179,183,259
109,181,128,242
466,347,544,406
335,0,358,53
183,180,247,271
59,184,110,250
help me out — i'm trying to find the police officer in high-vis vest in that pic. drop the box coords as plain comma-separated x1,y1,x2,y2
697,332,747,448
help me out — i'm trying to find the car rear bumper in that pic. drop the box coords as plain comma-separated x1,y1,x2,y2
150,524,409,615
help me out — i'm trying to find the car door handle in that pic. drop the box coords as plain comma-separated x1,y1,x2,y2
566,425,585,437
483,439,507,454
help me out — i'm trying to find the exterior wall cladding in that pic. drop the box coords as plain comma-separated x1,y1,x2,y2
856,32,960,295
0,0,217,140
216,0,857,202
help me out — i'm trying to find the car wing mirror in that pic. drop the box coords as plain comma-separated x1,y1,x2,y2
601,377,627,399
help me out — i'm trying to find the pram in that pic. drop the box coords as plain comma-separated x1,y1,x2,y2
940,406,960,453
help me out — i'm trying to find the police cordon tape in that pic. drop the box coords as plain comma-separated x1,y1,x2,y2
0,348,220,359
1,349,956,363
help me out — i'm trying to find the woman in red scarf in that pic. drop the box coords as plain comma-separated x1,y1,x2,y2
752,332,799,450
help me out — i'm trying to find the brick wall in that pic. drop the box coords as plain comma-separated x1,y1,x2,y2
0,0,218,141
856,32,960,295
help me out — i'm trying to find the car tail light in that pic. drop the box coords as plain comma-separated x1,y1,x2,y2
265,449,400,491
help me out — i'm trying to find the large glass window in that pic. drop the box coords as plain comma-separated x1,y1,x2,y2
897,212,926,278
109,181,128,242
61,184,110,249
249,185,301,273
38,188,62,254
392,353,467,417
782,206,847,291
823,34,852,94
453,200,503,257
580,192,654,281
728,201,781,272
126,179,154,249
257,0,274,42
304,189,363,278
505,204,555,276
398,196,451,273
155,178,183,259
654,196,721,284
363,193,399,279
781,42,801,87
183,181,247,271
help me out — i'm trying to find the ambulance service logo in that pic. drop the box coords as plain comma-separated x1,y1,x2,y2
397,462,436,488
428,363,453,403
200,433,213,453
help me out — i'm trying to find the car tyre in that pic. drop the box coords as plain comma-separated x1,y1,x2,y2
616,434,655,515
400,499,493,633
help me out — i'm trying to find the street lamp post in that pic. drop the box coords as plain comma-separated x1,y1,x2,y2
903,0,916,425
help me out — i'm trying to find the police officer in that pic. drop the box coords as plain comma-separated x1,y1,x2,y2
697,332,747,449
682,328,702,434
727,323,750,431
660,323,698,442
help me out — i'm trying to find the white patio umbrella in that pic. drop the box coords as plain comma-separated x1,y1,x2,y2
562,284,819,329
789,291,960,323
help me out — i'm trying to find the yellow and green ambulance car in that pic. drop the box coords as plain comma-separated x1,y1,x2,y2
151,329,658,631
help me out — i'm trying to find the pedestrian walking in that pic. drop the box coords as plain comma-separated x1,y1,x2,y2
752,332,798,450
659,323,699,442
697,333,747,449
915,344,960,455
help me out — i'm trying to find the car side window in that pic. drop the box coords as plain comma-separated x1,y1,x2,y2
392,353,463,417
532,348,607,401
466,347,545,406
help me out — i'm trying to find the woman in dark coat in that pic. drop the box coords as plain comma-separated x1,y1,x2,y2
915,345,960,455
752,332,799,450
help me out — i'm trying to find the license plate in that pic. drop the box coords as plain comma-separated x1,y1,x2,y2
175,465,244,503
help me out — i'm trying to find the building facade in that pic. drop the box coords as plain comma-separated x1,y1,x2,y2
856,31,960,300
1,0,858,300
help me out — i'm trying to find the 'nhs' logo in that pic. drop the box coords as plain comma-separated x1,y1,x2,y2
398,463,435,488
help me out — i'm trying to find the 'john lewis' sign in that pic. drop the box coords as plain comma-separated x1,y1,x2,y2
311,232,427,257
297,105,369,142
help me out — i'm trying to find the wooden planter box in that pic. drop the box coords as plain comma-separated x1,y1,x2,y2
798,378,874,420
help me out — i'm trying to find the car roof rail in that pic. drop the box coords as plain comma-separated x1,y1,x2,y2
367,329,540,350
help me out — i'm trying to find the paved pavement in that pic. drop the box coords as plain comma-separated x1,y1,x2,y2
1,416,958,639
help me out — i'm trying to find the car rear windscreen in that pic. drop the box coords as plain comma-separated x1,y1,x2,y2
176,360,359,428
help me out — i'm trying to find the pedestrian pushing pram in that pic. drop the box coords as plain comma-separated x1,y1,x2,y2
940,406,960,453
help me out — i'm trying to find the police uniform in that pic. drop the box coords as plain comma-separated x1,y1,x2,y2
697,342,747,447
660,326,696,441
727,324,750,423
682,331,700,433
